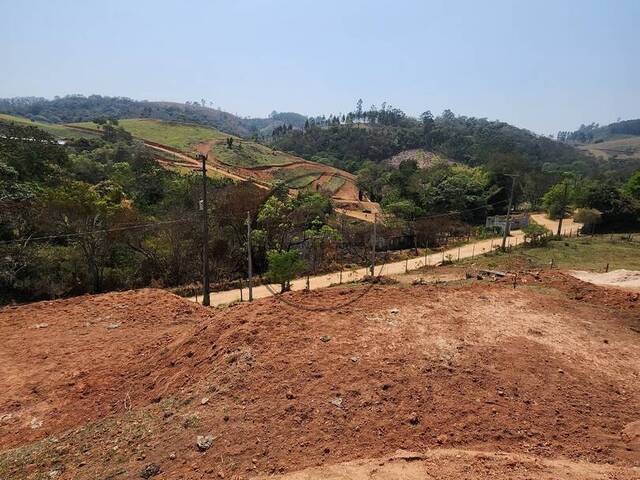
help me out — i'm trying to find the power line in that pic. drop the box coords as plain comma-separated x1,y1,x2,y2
0,198,512,247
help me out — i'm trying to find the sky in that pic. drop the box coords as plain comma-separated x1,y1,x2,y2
1,0,639,135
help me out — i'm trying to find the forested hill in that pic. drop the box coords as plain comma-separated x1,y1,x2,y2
270,105,610,177
558,119,640,143
0,95,307,138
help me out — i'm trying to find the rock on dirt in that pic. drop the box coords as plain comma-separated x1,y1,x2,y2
196,435,215,451
140,463,161,478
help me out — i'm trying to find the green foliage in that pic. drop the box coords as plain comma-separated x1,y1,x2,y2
542,182,573,219
624,170,640,200
0,113,97,139
71,118,225,150
522,223,551,246
256,191,333,250
265,249,306,292
0,95,307,137
0,121,69,181
375,161,495,224
574,181,640,232
573,208,602,233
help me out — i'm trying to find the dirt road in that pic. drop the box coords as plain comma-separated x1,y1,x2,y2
190,213,571,306
255,448,640,480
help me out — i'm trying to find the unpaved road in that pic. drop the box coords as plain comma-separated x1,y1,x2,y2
189,213,571,305
570,269,640,291
254,448,640,480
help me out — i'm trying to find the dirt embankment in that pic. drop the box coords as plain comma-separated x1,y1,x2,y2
1,273,639,479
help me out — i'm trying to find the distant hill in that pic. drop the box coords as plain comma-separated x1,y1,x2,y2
559,119,640,160
0,95,307,138
578,136,640,160
558,119,640,143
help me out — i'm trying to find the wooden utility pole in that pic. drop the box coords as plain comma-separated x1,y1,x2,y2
246,211,253,301
501,174,518,250
370,213,377,276
201,154,210,306
556,182,569,237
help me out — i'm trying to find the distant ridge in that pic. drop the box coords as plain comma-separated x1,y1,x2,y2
0,95,307,138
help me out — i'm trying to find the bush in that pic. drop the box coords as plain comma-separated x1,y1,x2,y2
573,208,601,234
266,249,306,293
523,223,551,246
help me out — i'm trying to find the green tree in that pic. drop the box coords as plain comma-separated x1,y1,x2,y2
266,249,306,293
573,208,601,234
624,170,640,200
38,181,135,293
542,182,573,219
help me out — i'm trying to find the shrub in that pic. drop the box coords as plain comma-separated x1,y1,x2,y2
573,208,601,234
523,223,551,246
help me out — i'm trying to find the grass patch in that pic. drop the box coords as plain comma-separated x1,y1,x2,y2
70,118,226,150
323,175,347,194
459,235,640,272
0,113,97,139
578,136,640,160
211,141,297,167
273,167,322,188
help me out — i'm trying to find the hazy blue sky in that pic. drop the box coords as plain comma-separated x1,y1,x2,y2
2,0,638,134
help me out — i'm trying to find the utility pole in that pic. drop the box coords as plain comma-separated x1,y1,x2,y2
501,174,518,250
556,182,569,237
370,213,377,276
201,153,210,306
246,211,253,302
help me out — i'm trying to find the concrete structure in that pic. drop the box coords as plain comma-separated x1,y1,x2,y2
485,213,529,233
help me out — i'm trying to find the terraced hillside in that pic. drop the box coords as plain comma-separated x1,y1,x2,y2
68,119,362,201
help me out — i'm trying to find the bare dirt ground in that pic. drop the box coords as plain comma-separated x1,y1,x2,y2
1,272,639,479
259,448,640,480
570,269,640,291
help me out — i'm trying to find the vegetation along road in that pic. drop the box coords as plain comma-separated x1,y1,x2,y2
189,214,579,306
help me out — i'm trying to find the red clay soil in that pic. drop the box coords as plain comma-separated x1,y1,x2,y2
1,273,639,479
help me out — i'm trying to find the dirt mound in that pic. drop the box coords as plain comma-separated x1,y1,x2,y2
570,269,640,291
1,276,639,479
0,289,205,450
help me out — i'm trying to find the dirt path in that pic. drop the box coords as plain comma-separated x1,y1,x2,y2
570,269,640,291
531,212,581,235
189,215,580,306
254,448,640,480
189,231,524,305
146,143,255,184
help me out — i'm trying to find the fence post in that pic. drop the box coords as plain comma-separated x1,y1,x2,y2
605,263,609,273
